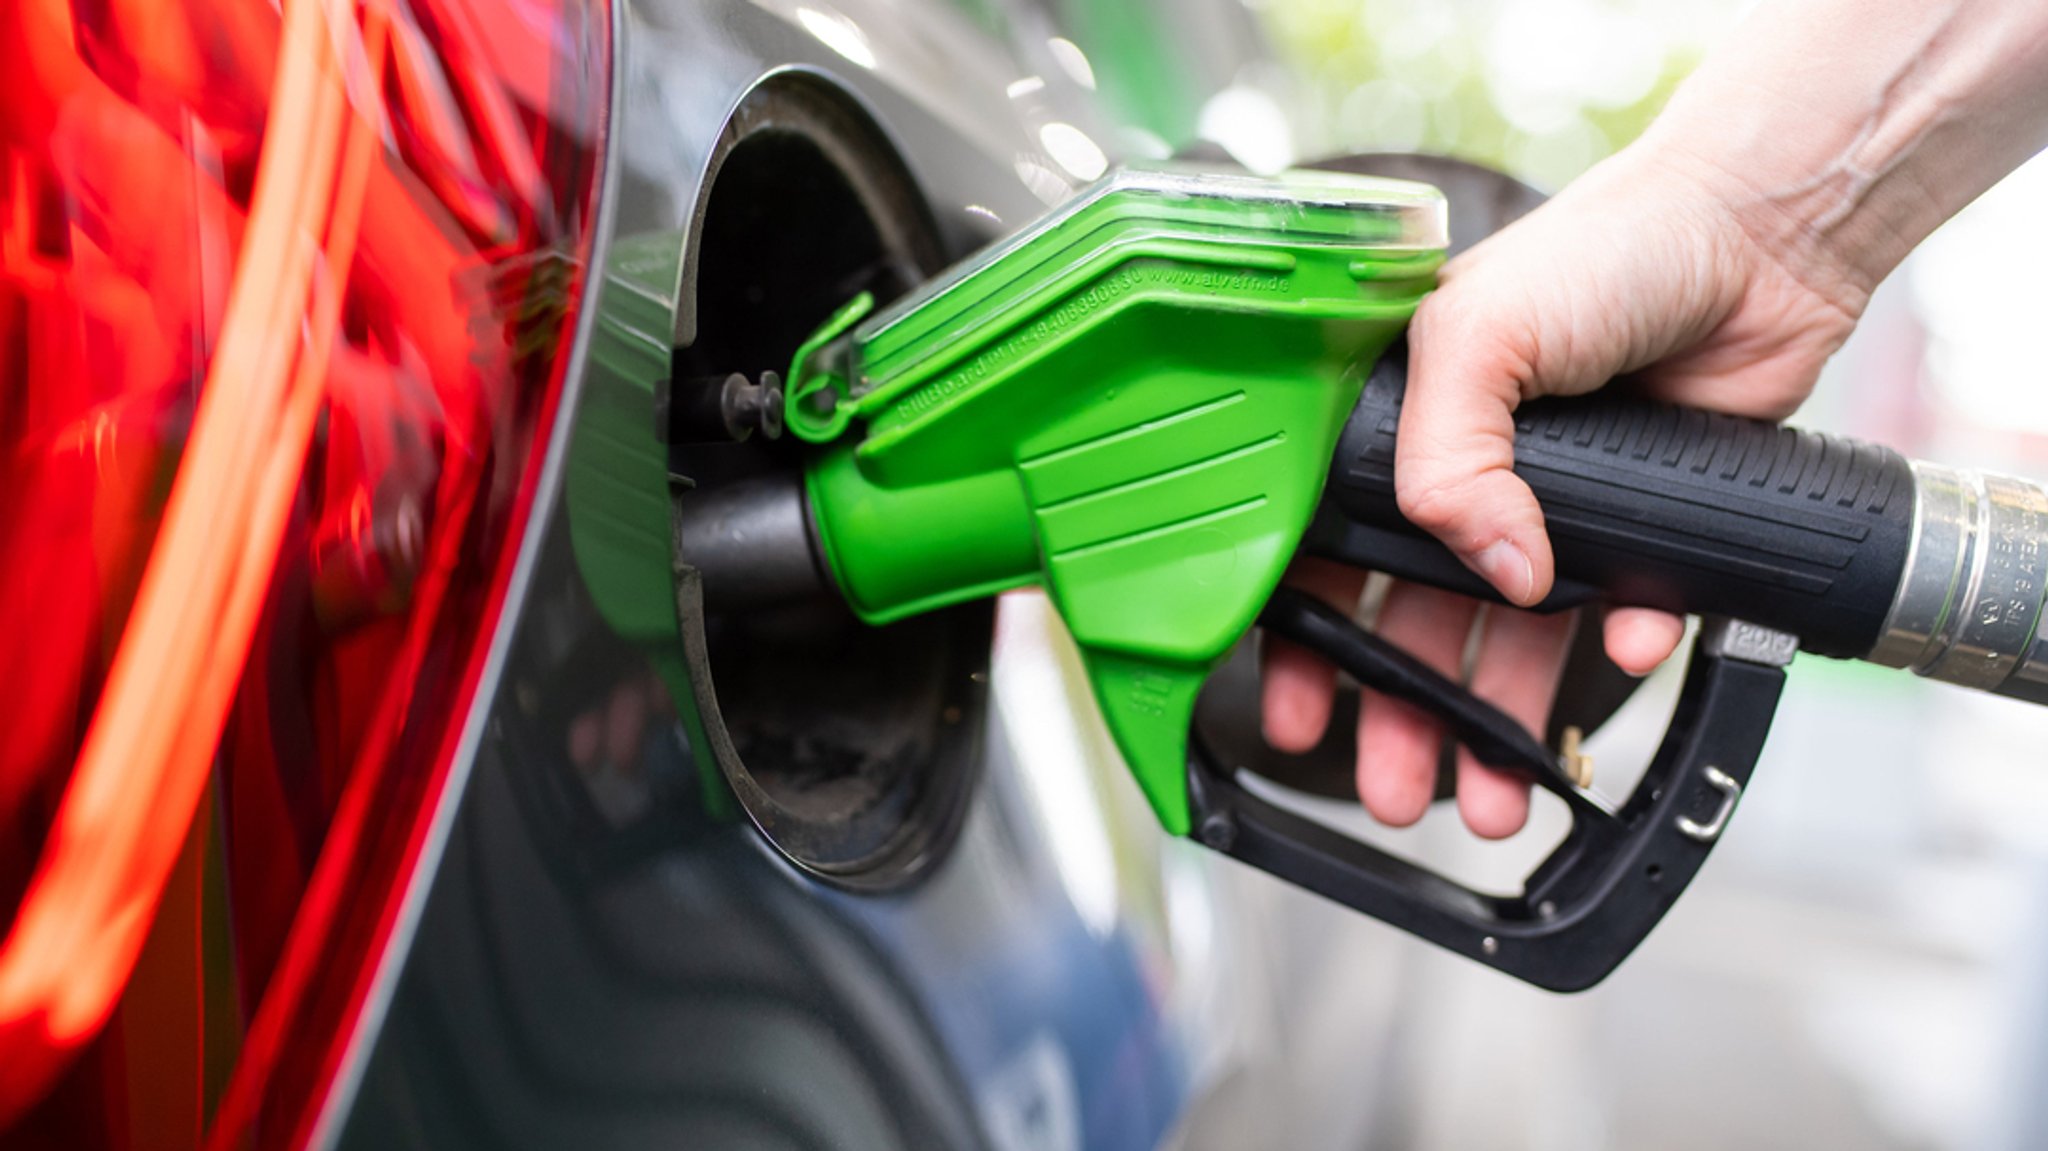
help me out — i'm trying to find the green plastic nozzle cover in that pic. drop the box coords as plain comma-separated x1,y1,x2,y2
787,166,1445,835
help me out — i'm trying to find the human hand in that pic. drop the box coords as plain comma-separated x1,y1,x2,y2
1261,141,1866,838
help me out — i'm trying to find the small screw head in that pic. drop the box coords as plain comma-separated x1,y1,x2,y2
757,385,785,438
1481,936,1500,956
1198,814,1237,851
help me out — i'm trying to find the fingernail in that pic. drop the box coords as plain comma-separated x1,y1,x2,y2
1472,539,1535,604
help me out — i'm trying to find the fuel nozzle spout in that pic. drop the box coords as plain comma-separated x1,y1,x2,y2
1869,462,2048,705
670,473,833,613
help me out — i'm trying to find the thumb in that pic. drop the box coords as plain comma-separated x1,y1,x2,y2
1390,147,1748,605
1394,292,1554,606
1388,146,1785,606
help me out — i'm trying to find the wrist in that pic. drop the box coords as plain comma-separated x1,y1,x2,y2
1580,136,1853,323
1624,74,1890,321
1624,0,2048,316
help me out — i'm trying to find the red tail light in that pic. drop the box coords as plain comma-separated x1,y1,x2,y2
0,0,610,1144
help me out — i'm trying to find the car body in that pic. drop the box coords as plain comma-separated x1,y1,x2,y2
0,2,1404,1147
334,4,1410,1149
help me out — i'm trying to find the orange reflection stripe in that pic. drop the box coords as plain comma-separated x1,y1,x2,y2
0,0,385,1122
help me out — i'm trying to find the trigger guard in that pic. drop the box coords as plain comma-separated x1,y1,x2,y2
1184,619,1788,992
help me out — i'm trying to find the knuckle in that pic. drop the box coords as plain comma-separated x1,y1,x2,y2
1410,291,1473,344
1395,467,1468,534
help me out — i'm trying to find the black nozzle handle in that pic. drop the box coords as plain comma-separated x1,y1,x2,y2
1191,619,1787,992
1308,347,1916,659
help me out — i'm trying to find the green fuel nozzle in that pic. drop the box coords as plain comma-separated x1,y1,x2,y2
784,167,1446,834
642,155,2048,991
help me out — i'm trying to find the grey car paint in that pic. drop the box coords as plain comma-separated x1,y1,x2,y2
318,3,1413,1148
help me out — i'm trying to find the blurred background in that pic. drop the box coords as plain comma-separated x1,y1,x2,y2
1037,1,2048,1148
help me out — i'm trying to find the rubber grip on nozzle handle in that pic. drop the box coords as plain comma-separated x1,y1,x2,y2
1306,349,1916,660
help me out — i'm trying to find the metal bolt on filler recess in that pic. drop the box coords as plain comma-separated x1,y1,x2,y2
668,160,2048,991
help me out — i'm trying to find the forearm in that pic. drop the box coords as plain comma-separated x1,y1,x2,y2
1637,0,2048,308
